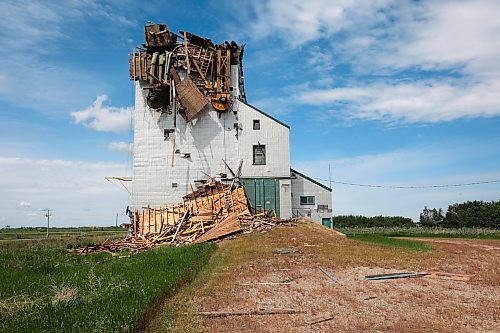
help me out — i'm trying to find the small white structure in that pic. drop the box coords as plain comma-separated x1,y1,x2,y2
290,169,333,226
130,24,332,226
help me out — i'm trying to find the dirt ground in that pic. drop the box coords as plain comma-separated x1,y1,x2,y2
159,222,500,333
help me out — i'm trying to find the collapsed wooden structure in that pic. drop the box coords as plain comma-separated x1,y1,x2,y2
129,23,246,120
132,180,249,238
71,181,298,255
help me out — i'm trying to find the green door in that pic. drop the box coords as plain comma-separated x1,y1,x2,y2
322,218,332,228
242,178,280,217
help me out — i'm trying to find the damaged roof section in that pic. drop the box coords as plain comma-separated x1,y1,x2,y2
129,23,246,122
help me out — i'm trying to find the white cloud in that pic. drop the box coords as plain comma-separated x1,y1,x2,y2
71,95,133,134
247,0,389,47
107,141,133,154
243,1,500,124
380,1,500,78
247,0,500,77
296,79,500,123
19,201,31,208
0,156,130,227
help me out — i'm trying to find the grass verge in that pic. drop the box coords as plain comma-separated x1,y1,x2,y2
348,234,430,251
0,239,216,333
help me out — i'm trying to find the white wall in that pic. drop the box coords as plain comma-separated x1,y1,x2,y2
290,170,332,223
279,178,292,218
132,81,239,209
238,102,290,178
132,83,292,211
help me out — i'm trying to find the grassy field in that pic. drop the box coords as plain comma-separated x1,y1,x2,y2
0,227,127,240
0,237,215,333
339,227,500,239
348,234,431,251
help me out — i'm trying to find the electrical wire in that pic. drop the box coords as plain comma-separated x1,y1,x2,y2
310,177,500,189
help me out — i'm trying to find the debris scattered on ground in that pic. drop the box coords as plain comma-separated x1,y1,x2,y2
422,272,473,282
305,315,335,325
365,272,427,280
365,271,472,282
274,247,301,254
240,281,293,286
69,180,298,255
319,266,340,284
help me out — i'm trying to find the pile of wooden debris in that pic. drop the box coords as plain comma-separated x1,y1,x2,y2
70,181,298,255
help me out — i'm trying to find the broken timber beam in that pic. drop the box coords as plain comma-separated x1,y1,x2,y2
171,209,189,243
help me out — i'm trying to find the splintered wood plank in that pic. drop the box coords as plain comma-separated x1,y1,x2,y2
189,215,213,223
193,212,241,243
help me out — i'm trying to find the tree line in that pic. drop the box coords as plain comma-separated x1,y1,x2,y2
333,215,415,228
420,200,499,228
333,200,499,229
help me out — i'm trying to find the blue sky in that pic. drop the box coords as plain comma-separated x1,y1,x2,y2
1,0,499,227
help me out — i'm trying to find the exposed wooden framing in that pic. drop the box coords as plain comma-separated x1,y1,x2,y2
172,209,189,243
160,208,164,231
183,31,190,76
141,211,145,234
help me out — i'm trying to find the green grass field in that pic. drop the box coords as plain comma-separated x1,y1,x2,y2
0,238,215,333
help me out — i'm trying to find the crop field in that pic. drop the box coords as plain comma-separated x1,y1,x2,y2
339,226,500,239
0,237,215,333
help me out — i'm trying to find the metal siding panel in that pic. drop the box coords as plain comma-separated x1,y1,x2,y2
242,178,280,215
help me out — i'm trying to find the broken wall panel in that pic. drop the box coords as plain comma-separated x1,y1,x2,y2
132,182,250,237
129,52,151,81
176,78,210,121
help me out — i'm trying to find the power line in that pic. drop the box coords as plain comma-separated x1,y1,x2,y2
310,177,500,189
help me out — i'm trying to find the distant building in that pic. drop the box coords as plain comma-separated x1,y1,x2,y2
120,222,132,229
129,23,332,225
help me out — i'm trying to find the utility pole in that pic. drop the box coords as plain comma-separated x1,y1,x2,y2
115,213,118,228
329,164,333,229
43,209,52,238
328,163,332,190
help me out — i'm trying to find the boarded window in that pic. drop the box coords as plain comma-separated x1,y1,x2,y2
317,204,329,210
300,196,315,205
253,119,260,130
253,145,266,165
